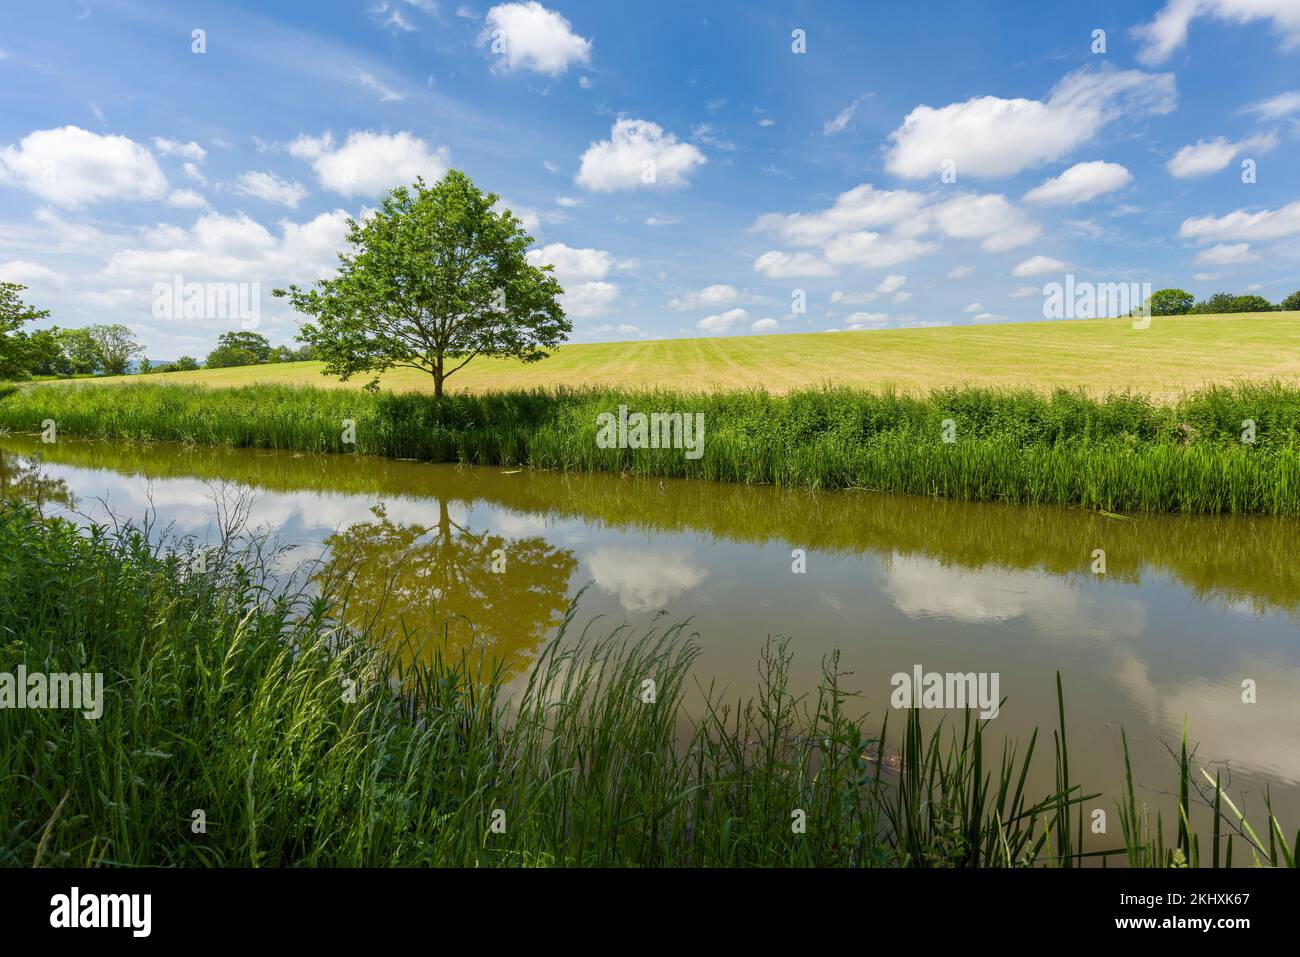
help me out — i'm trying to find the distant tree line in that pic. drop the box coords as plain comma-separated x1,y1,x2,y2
1149,288,1300,316
2,282,313,381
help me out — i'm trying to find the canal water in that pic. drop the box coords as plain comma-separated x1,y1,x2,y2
4,433,1298,860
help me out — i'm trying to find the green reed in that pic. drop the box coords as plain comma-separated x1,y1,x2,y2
0,502,1291,867
5,379,1300,514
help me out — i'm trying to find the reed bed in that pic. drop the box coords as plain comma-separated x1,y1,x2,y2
4,380,1300,514
0,503,1291,867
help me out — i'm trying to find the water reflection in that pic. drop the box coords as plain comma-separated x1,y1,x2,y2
319,501,577,681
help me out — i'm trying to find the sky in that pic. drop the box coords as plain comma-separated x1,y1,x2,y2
1,0,1299,358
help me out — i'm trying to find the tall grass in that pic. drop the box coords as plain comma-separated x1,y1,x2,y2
0,502,1291,867
3,380,1300,513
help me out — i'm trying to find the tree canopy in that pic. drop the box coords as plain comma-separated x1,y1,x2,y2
274,169,569,396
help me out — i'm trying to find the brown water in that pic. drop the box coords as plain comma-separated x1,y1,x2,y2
4,433,1299,859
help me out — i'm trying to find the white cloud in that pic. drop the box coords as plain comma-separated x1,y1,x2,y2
560,280,618,317
697,307,750,332
930,193,1040,251
963,302,984,313
357,72,402,103
525,242,614,283
1013,255,1067,277
751,184,927,247
482,2,592,75
289,130,449,198
233,170,308,207
1010,285,1039,298
0,259,66,290
0,126,167,207
1241,90,1300,120
751,318,779,331
824,94,870,136
971,312,1007,322
1179,200,1300,243
751,184,1036,278
885,65,1175,179
830,290,877,304
1193,242,1257,265
1166,133,1278,178
1133,0,1300,65
576,118,706,191
845,312,888,331
667,284,740,311
151,137,206,161
166,189,209,209
754,250,832,276
182,162,206,185
554,195,583,207
947,265,974,279
1023,160,1132,205
876,274,907,294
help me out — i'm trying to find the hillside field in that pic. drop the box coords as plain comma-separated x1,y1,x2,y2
69,313,1300,399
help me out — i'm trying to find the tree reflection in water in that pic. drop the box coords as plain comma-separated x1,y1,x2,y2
318,500,579,681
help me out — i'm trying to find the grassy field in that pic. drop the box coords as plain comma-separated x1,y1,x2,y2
3,502,1290,867
75,313,1300,400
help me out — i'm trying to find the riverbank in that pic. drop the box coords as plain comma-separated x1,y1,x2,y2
3,379,1300,514
1,502,1289,867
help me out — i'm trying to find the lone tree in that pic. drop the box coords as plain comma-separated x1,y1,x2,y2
274,170,569,397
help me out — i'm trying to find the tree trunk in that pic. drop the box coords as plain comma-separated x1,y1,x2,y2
433,355,444,398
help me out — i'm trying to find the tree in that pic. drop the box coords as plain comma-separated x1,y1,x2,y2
86,324,143,375
59,328,102,375
1149,288,1194,316
275,170,568,397
205,330,272,368
173,355,200,371
0,282,51,380
1193,292,1237,315
1228,294,1274,314
1282,291,1300,312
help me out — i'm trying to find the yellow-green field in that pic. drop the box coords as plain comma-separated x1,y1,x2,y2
77,312,1300,399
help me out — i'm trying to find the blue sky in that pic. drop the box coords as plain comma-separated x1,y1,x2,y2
1,0,1299,357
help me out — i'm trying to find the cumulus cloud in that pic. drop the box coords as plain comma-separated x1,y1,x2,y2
947,265,974,279
288,130,449,198
560,280,619,317
752,251,834,278
1193,242,1257,265
1166,133,1278,178
667,284,739,311
525,242,614,283
750,183,1037,277
482,2,592,75
751,317,779,331
524,242,620,317
575,118,706,191
166,189,209,209
232,171,308,207
1133,0,1300,65
1023,160,1132,205
697,307,750,332
929,193,1040,252
151,137,206,161
885,65,1175,179
1012,255,1067,277
1179,200,1300,243
0,126,167,207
